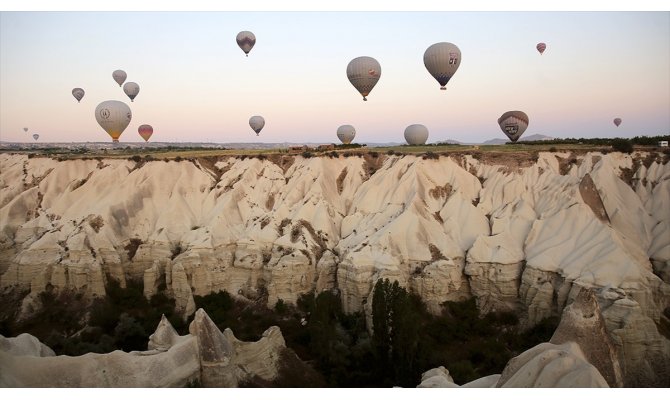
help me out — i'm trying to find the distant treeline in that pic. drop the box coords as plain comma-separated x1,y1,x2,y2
512,135,670,146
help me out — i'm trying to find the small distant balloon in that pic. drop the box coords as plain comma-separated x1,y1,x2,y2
498,111,529,142
112,70,127,87
346,56,381,101
23,127,28,133
424,42,462,90
123,82,140,102
236,31,256,56
337,125,356,144
32,133,39,141
95,100,132,143
72,88,85,103
138,124,153,142
613,118,622,127
249,116,265,136
536,42,547,55
404,124,429,145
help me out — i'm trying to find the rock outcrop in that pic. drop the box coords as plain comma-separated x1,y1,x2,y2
0,308,296,388
1,150,669,386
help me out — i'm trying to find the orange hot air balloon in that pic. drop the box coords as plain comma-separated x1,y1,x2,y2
613,118,622,127
138,124,153,142
536,42,547,55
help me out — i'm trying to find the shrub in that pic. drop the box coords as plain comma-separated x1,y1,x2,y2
611,138,633,153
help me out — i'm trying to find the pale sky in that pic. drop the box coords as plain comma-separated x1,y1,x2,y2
1,6,669,144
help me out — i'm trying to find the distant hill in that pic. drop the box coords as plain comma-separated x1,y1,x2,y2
482,134,554,145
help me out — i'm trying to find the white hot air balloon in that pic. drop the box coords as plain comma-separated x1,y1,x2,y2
346,56,381,101
249,115,265,136
123,82,140,102
336,125,356,144
423,42,462,90
95,100,132,142
236,31,256,56
404,124,429,145
72,88,85,103
112,70,127,87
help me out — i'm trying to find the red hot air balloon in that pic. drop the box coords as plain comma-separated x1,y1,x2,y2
536,42,547,55
613,118,622,127
138,124,153,142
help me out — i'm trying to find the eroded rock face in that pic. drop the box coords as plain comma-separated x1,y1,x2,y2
0,308,295,388
495,342,609,388
1,151,669,386
549,288,623,387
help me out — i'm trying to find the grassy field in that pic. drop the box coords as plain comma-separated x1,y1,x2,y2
1,142,666,161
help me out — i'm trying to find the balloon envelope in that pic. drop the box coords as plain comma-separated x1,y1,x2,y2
423,42,461,90
613,118,622,127
72,88,85,102
336,125,356,144
346,56,381,101
23,127,28,132
236,31,256,56
138,124,153,142
95,100,132,142
112,70,127,87
123,82,140,102
404,124,429,145
32,134,39,141
498,111,529,142
249,115,265,135
536,42,547,55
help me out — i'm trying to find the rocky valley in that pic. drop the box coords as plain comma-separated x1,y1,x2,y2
1,149,669,387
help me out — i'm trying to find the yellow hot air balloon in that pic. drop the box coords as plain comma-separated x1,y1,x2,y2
95,100,132,142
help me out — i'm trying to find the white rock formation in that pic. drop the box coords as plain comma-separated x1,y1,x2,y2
0,308,292,388
1,151,669,386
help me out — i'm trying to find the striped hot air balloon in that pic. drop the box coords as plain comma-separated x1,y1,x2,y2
498,111,529,142
536,42,547,55
138,124,153,142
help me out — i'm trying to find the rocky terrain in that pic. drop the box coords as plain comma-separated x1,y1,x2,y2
1,149,669,386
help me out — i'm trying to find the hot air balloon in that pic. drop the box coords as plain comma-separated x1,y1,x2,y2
498,111,529,142
123,82,140,102
337,125,356,144
95,100,132,143
32,134,39,141
72,88,85,103
404,124,429,145
613,118,622,127
346,56,381,101
138,124,153,142
423,42,461,90
112,70,127,87
249,116,265,136
236,31,256,57
536,42,547,55
23,127,28,133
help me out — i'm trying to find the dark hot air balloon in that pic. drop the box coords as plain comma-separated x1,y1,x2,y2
536,42,547,55
613,118,622,127
72,88,85,103
236,31,256,56
498,111,529,142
